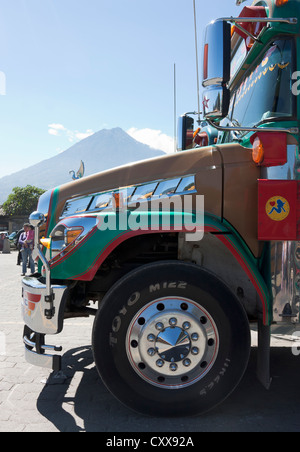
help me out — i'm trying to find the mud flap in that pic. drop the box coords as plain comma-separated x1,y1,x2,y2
257,319,272,390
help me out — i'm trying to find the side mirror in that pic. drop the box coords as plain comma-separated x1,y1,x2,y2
202,85,230,119
177,115,194,152
29,211,46,228
202,20,231,119
202,20,231,87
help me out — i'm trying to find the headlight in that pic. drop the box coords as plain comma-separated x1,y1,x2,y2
50,225,83,254
64,227,83,246
45,216,98,260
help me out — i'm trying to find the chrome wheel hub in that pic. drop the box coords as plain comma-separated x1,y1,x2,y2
126,297,219,389
156,326,190,362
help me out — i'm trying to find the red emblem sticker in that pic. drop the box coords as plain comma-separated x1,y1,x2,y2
258,180,297,241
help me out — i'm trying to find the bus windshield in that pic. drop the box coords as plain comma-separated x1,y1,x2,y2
229,39,294,128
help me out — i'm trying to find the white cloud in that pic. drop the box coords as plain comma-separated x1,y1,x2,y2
48,123,66,136
48,123,67,131
48,128,60,136
127,127,175,154
48,124,94,144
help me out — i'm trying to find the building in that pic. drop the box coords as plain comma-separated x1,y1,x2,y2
0,207,29,233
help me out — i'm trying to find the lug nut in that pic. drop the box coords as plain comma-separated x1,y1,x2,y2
191,347,199,355
191,333,199,341
169,363,178,372
147,334,156,342
156,359,165,368
183,359,191,367
155,322,164,331
147,348,156,357
183,321,191,330
169,318,177,327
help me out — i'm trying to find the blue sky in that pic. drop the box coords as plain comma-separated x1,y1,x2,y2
0,0,244,178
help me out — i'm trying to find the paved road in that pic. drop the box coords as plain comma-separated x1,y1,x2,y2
1,251,300,432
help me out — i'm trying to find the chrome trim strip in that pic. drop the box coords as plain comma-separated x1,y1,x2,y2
217,16,297,25
60,174,197,218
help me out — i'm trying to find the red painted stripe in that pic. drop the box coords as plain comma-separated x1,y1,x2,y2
72,224,205,281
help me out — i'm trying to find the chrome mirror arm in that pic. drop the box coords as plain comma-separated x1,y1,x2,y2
29,211,52,298
206,119,299,135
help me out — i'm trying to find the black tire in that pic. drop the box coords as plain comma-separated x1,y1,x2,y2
92,261,250,417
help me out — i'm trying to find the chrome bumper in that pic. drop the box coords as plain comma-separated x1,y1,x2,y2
23,326,62,371
22,276,69,370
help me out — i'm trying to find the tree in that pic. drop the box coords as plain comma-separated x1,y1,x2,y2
2,185,46,216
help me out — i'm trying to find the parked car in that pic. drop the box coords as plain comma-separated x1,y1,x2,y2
8,232,17,249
